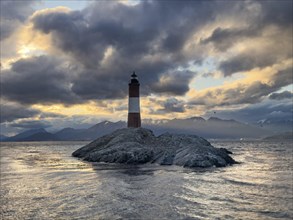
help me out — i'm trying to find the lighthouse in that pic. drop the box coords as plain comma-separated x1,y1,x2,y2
128,71,141,128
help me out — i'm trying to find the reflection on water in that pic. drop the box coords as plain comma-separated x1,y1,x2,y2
0,141,292,220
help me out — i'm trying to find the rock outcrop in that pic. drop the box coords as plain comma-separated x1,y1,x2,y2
72,128,236,168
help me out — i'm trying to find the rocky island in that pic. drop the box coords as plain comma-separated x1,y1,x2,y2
73,74,236,168
72,128,236,168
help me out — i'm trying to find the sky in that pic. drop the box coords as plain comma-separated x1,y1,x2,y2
0,0,292,136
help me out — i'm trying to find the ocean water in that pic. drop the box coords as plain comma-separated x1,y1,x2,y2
0,140,292,220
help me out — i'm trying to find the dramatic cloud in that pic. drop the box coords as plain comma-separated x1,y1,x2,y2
219,52,274,77
201,0,292,76
70,70,128,100
0,101,63,123
3,0,291,103
10,120,51,129
269,91,293,100
218,38,292,76
204,100,293,124
0,0,35,40
189,66,293,107
201,0,292,51
201,27,258,52
1,56,83,105
0,102,40,123
1,0,292,135
162,98,186,113
150,71,195,95
260,0,292,27
28,1,216,99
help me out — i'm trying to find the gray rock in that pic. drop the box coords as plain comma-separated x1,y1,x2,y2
72,128,236,168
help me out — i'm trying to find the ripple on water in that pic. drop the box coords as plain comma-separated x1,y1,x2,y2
0,141,292,220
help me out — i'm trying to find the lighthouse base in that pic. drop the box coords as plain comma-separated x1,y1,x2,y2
127,113,141,128
72,127,236,168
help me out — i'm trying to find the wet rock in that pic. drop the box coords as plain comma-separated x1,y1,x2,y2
72,128,236,168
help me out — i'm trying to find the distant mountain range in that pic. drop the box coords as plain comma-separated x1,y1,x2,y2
263,132,293,141
256,118,293,133
0,134,8,141
1,117,291,142
1,121,126,142
144,117,273,139
55,121,126,141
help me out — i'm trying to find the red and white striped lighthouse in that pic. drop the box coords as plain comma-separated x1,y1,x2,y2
127,71,141,128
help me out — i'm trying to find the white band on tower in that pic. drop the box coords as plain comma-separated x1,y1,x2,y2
128,97,140,113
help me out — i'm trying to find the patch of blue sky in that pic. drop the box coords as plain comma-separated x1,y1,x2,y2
34,0,89,11
195,73,246,91
190,58,219,89
191,77,225,91
186,57,245,91
277,84,293,93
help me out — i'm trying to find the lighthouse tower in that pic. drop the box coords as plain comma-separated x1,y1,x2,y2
128,71,141,128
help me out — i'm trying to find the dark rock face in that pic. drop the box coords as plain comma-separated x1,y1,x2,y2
72,128,236,168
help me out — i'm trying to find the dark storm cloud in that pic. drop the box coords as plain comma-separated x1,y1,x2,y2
39,112,65,119
201,27,257,52
150,71,195,95
202,72,215,78
1,21,17,41
1,56,83,105
10,120,51,129
232,77,292,105
201,0,292,51
190,67,293,107
162,98,185,113
260,0,292,27
150,97,186,115
273,67,293,86
200,0,292,76
269,91,293,100
3,0,291,107
0,0,35,40
0,102,64,123
28,0,292,100
30,0,215,99
219,52,285,77
205,101,292,124
71,70,127,100
0,103,40,123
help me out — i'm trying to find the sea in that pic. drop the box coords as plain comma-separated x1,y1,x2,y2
0,140,292,220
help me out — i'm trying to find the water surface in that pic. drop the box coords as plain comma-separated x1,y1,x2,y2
1,141,292,219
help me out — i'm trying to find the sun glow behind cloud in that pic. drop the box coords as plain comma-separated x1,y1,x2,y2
0,0,292,135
